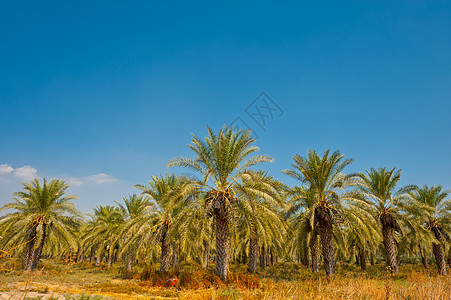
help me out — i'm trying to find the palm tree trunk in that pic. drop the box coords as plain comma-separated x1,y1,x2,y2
418,245,428,269
23,225,37,270
125,251,134,271
432,242,446,275
318,221,335,278
358,247,367,271
160,223,171,272
203,239,210,269
301,248,309,268
448,248,451,268
215,214,230,281
29,224,47,271
107,250,113,268
382,225,398,273
259,245,266,270
95,247,103,267
310,230,319,272
248,231,258,273
89,247,96,264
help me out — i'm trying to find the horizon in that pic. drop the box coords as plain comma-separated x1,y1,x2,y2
1,1,450,213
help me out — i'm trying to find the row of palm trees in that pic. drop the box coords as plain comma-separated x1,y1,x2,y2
1,126,450,280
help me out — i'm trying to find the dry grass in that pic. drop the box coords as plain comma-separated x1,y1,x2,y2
1,258,450,299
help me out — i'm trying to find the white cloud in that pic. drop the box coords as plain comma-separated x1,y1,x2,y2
66,173,118,186
0,164,14,176
13,166,38,180
66,177,84,186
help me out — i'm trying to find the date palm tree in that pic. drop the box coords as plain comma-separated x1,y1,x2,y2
116,194,150,271
409,185,450,275
234,170,286,273
354,167,418,273
167,126,273,280
282,149,356,278
83,205,124,267
135,173,188,272
0,178,82,271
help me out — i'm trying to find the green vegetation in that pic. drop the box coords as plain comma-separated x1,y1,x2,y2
1,125,450,299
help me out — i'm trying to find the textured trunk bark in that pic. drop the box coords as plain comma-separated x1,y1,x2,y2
29,224,47,271
23,225,37,271
432,242,446,275
125,252,134,271
160,223,171,272
215,214,230,281
89,247,96,264
270,249,275,266
310,231,319,272
448,248,451,268
248,231,258,273
172,252,177,269
418,245,428,269
259,245,266,270
318,221,335,278
203,239,210,269
382,225,398,273
107,250,113,268
95,248,103,267
359,247,367,271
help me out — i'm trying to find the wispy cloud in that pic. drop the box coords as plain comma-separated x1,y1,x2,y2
0,164,118,186
66,173,118,186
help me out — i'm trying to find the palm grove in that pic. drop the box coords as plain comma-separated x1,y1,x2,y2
1,126,450,279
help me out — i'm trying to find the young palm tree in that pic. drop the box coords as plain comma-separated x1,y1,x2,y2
168,192,214,269
83,205,124,267
354,167,417,273
167,126,273,280
116,194,150,271
234,170,286,273
409,185,450,275
0,178,82,271
135,173,188,272
282,149,356,278
285,187,320,272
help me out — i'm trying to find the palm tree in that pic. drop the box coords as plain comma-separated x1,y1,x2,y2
167,126,273,280
135,173,188,272
354,167,418,273
234,170,286,273
285,187,320,272
83,205,124,267
0,178,82,271
409,185,450,275
168,192,214,269
282,149,356,278
116,194,150,271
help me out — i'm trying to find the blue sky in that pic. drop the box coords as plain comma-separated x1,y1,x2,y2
1,1,450,212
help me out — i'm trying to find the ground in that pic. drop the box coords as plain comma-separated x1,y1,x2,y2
1,258,450,299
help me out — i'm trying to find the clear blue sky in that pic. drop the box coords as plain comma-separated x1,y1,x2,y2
1,1,450,212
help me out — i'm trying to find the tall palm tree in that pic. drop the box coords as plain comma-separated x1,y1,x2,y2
409,185,450,275
282,149,356,278
354,167,418,273
135,173,188,272
0,178,82,271
167,126,273,280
